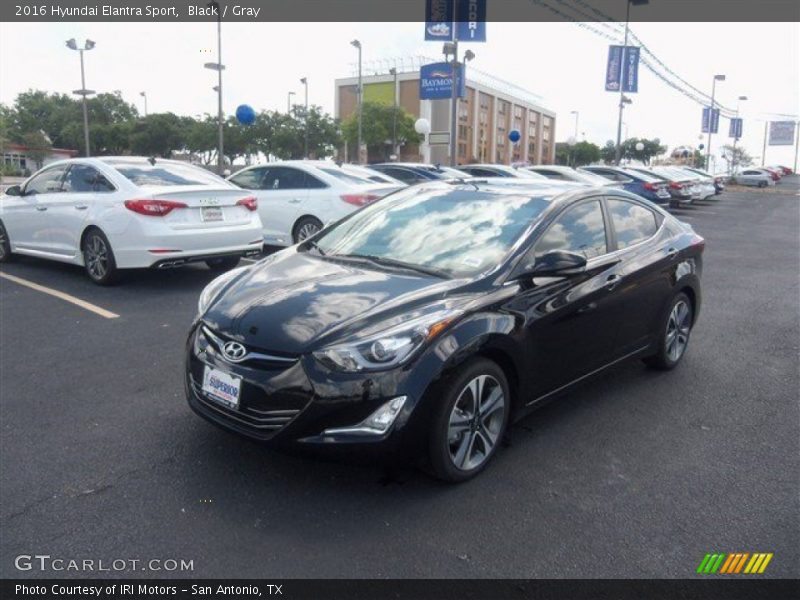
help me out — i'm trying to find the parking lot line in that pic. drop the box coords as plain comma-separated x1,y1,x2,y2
0,272,120,319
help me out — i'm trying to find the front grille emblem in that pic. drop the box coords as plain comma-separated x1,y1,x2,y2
222,341,247,362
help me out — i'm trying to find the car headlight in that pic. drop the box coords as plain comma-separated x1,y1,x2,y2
197,266,248,315
313,309,461,373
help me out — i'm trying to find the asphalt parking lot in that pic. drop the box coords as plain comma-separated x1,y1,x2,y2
1,179,798,579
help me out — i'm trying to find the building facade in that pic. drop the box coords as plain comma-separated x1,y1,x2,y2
1,143,78,176
335,65,556,165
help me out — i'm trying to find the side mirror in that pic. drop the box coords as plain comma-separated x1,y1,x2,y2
4,185,21,196
530,250,587,277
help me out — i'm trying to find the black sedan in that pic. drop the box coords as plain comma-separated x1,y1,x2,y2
186,181,704,482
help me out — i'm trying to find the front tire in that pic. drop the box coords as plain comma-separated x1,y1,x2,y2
206,256,240,271
82,228,119,285
428,358,510,483
643,292,693,370
292,216,323,244
0,220,12,263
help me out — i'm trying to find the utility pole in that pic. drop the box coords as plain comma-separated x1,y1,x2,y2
705,74,725,171
301,77,309,158
390,67,398,157
614,0,648,165
66,38,96,157
351,40,363,163
762,121,768,166
287,91,295,114
140,91,148,116
449,3,460,168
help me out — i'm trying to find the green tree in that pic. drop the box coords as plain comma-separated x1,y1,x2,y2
621,137,666,165
555,141,601,166
341,102,420,161
21,130,52,170
129,113,186,157
601,140,617,164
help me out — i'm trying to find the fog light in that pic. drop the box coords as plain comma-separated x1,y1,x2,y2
322,396,407,437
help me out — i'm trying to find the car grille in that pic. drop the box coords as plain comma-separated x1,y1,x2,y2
200,324,299,369
190,378,302,436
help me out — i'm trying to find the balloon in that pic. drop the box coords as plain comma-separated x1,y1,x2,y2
235,104,256,125
508,129,521,143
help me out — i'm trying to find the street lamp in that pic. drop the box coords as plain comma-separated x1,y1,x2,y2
614,0,649,165
139,91,148,116
705,74,726,171
351,40,363,163
732,95,747,151
203,0,224,174
567,135,577,167
389,67,398,158
66,38,96,157
449,49,475,167
300,77,309,158
570,110,579,139
287,91,296,115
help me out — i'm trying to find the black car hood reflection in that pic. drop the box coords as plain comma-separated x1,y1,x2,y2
203,249,467,354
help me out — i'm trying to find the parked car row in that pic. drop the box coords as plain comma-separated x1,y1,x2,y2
0,154,744,285
733,165,791,187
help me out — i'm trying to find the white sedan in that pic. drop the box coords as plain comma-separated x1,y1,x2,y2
735,169,776,188
0,157,264,284
227,160,401,246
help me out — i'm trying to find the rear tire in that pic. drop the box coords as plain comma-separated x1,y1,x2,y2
643,292,693,371
0,220,12,263
427,358,510,483
206,256,240,271
82,228,120,285
292,216,323,244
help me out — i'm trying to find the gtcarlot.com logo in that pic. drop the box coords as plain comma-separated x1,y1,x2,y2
15,554,194,572
696,552,773,574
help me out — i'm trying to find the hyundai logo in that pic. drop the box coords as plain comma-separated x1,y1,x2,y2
222,341,247,362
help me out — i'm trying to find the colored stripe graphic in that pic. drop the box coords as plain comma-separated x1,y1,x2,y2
707,552,774,575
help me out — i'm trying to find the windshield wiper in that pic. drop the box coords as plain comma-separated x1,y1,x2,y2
303,239,326,255
340,254,450,279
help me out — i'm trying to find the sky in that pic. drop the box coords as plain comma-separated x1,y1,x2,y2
1,20,798,169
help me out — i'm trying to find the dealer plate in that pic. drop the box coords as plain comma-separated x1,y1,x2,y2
201,206,224,222
202,365,241,409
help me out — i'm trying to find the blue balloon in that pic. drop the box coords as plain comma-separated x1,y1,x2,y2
508,129,521,143
235,104,256,125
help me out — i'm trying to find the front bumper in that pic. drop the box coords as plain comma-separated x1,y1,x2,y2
184,324,426,458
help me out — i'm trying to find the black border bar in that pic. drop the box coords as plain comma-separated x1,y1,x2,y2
2,579,799,600
2,0,800,23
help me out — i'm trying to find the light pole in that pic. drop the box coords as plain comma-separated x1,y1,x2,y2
730,95,747,173
351,40,363,163
300,77,309,158
705,74,726,171
570,110,579,139
66,38,96,157
614,0,649,165
389,67,398,158
203,1,225,174
287,91,295,115
447,46,474,167
139,91,148,116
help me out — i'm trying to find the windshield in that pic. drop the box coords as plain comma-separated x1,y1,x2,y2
318,167,373,185
108,161,229,187
312,186,551,277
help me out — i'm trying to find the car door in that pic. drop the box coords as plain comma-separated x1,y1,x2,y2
257,166,310,244
48,163,115,257
605,197,677,354
8,165,69,253
508,197,626,400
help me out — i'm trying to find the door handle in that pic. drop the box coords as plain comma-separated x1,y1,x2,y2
75,204,89,210
35,206,48,211
666,247,678,259
604,274,621,290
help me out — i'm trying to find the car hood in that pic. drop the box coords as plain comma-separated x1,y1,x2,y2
203,249,467,354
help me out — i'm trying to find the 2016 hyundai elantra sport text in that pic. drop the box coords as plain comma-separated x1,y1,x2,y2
186,180,704,482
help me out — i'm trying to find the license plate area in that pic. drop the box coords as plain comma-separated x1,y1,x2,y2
202,365,241,409
201,207,224,222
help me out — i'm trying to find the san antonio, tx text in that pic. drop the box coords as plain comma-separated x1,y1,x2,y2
15,584,279,596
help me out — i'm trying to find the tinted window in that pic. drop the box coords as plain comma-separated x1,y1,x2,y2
536,200,607,259
607,199,658,249
318,167,369,185
315,187,551,277
24,166,67,195
229,168,266,190
377,167,421,184
63,165,114,193
110,162,226,187
533,170,566,180
262,167,309,190
465,167,504,177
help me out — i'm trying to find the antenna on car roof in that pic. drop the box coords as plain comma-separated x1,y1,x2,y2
147,156,156,166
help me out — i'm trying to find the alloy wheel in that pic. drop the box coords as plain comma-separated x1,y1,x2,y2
447,374,506,471
84,234,109,280
665,300,692,362
297,222,320,242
